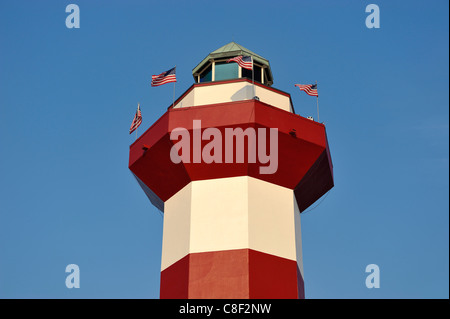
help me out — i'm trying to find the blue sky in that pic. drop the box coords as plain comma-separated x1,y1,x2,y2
0,0,448,299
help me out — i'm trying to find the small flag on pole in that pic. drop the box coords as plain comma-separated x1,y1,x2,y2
295,84,318,97
129,104,142,134
151,67,177,87
227,55,253,70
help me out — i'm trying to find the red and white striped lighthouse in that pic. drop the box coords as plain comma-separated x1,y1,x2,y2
128,42,334,299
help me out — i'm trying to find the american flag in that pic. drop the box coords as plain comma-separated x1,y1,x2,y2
227,55,253,70
295,84,318,97
151,67,177,87
129,104,142,134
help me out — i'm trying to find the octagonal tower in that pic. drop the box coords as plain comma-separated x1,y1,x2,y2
128,42,334,299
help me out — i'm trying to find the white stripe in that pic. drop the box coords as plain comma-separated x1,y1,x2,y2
161,176,302,270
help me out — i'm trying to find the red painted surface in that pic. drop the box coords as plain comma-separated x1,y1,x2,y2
248,249,302,299
294,144,334,212
160,254,190,299
129,99,333,211
160,249,304,299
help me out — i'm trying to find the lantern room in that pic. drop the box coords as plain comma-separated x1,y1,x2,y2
192,42,274,86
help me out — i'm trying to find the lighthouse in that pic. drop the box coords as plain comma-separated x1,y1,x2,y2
128,42,334,299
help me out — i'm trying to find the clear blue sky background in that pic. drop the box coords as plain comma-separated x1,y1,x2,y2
0,0,448,299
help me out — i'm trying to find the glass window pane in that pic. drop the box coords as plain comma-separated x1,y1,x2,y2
254,65,261,82
200,65,212,82
242,67,252,80
242,65,262,83
215,61,238,81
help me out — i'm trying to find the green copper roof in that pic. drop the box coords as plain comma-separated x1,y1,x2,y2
192,42,273,84
210,42,268,62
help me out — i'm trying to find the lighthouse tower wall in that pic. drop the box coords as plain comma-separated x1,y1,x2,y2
128,42,334,299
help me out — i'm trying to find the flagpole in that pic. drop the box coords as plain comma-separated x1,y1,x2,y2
252,57,255,98
172,66,176,108
316,80,320,122
172,81,176,108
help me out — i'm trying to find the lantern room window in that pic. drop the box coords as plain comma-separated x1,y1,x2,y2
242,64,262,83
214,61,239,81
199,64,212,82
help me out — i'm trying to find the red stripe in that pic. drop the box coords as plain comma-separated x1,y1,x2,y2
129,107,142,133
152,80,176,86
295,84,318,96
129,99,332,208
227,56,253,70
160,249,303,299
299,89,317,97
151,75,177,86
129,118,142,133
152,74,176,81
130,118,142,130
